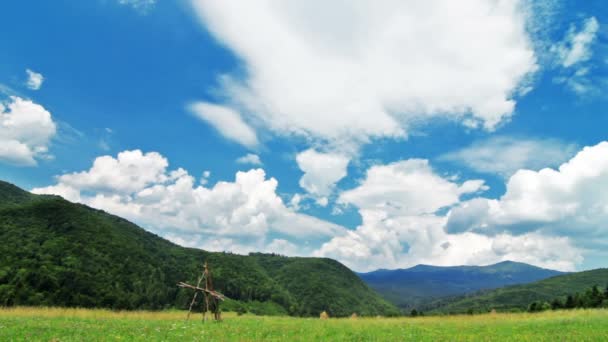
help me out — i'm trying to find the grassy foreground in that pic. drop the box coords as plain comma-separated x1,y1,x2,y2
0,307,607,341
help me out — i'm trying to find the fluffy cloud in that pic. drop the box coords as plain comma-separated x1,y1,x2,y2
339,159,487,216
191,0,538,147
236,153,262,166
189,102,258,148
316,215,581,272
321,143,608,271
264,238,299,255
0,96,56,166
33,150,345,253
165,234,302,256
25,69,44,90
296,149,349,205
31,148,591,271
315,157,582,272
439,136,578,177
447,141,608,248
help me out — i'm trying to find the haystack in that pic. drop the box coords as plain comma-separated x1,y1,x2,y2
350,313,358,319
319,311,329,319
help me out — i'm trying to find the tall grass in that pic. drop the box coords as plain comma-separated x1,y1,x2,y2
0,306,210,320
0,307,606,341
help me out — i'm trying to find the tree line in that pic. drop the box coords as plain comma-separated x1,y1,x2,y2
528,285,608,312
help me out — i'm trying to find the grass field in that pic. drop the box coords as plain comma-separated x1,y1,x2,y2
1,307,607,341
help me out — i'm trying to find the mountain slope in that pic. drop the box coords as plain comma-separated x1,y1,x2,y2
0,181,35,207
252,254,395,316
429,268,608,314
359,261,563,310
0,180,397,317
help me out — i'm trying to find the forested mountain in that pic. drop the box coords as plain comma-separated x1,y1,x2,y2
428,268,608,314
0,181,398,317
359,261,563,310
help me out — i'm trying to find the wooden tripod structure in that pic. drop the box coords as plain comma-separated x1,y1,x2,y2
178,262,226,322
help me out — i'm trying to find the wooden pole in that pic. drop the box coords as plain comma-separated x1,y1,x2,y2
203,262,209,322
186,264,206,320
178,261,226,322
177,282,226,300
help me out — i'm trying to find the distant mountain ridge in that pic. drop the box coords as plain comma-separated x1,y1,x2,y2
428,268,608,314
359,261,564,311
0,180,397,317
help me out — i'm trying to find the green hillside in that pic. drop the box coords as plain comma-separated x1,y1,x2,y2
0,181,397,317
251,254,395,316
429,268,608,314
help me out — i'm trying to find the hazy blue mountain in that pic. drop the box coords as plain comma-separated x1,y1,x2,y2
359,261,564,310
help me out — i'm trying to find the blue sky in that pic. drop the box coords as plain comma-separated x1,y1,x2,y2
1,0,607,272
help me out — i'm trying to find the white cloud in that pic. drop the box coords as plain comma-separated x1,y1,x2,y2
200,170,211,185
33,150,345,252
554,67,595,95
316,142,608,272
264,238,300,256
191,0,538,147
25,69,44,90
447,141,608,249
0,96,56,166
314,156,582,272
339,159,487,216
315,204,580,272
553,17,599,68
31,148,591,272
48,150,170,195
189,102,258,148
296,149,349,205
489,233,581,272
551,17,600,95
440,136,578,177
236,153,262,165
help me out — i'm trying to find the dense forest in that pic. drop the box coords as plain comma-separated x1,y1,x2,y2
0,181,398,317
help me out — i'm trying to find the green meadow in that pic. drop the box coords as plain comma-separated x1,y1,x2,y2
1,307,607,341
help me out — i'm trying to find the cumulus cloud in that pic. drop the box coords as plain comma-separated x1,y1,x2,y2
264,238,300,256
189,102,258,148
31,148,592,271
236,153,262,165
33,150,345,253
447,141,608,249
314,156,584,272
316,215,581,272
191,0,538,147
339,159,487,216
164,234,302,256
25,69,44,90
319,143,608,271
296,149,349,205
0,96,56,166
439,136,578,177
